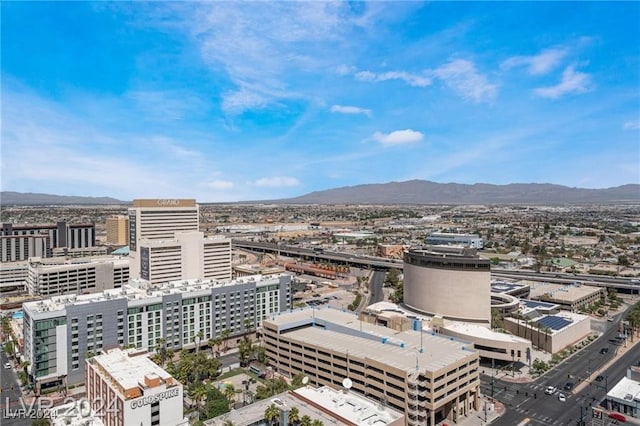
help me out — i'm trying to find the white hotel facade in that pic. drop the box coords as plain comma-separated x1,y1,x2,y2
86,348,187,426
22,274,292,391
128,199,231,284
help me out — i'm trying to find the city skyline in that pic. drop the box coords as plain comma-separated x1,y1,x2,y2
2,1,639,202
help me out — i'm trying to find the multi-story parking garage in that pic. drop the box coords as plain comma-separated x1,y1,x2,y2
262,308,481,426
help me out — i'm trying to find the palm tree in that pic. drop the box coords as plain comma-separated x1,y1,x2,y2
224,383,236,409
311,420,324,426
244,317,253,334
288,407,300,425
300,415,312,426
194,330,204,353
155,338,166,367
190,384,207,413
221,328,231,352
212,337,223,356
264,403,279,425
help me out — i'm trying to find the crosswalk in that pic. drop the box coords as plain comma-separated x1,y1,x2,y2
482,381,609,426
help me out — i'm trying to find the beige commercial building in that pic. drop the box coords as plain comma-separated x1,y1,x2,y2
26,256,130,296
503,311,591,354
86,348,186,426
106,215,129,246
403,247,491,324
128,199,199,279
138,231,231,285
527,281,604,312
262,309,481,426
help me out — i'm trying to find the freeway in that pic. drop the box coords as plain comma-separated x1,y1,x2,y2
233,241,640,293
232,240,403,270
486,305,638,426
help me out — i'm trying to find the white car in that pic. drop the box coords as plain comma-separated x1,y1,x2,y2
545,386,557,395
558,393,566,402
3,363,11,369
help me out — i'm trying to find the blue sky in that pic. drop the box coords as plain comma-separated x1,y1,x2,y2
2,2,639,202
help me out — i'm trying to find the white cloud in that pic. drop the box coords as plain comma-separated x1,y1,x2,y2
355,70,431,87
176,2,363,114
534,65,592,99
206,180,234,189
372,129,424,146
433,59,497,103
254,176,301,187
330,105,372,117
623,120,640,130
501,48,567,75
336,64,356,75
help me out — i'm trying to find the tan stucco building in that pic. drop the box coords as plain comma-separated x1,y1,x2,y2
262,309,481,426
403,247,491,324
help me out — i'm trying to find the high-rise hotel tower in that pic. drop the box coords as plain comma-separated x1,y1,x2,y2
127,199,231,284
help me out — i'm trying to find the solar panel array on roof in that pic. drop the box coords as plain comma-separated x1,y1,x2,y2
536,315,573,331
523,300,556,309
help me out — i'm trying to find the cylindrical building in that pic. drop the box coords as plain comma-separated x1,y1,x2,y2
403,247,491,324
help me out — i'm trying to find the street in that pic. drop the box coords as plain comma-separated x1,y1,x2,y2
1,348,29,426
489,308,638,426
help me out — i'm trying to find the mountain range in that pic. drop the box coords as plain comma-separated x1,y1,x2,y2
2,181,639,205
1,191,125,206
274,181,640,205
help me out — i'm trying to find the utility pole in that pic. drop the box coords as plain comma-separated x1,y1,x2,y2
491,357,495,398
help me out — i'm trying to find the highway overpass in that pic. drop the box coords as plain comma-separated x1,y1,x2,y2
232,240,640,294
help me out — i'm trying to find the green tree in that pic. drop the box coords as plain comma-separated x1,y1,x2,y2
205,387,230,419
300,415,312,426
290,373,304,389
238,338,254,366
311,420,324,426
288,407,300,425
190,384,207,413
265,403,280,425
195,330,205,353
224,384,236,409
244,317,253,333
254,345,267,364
154,338,166,367
221,328,231,352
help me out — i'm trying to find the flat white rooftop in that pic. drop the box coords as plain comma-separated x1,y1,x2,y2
442,322,531,344
206,386,403,426
23,273,288,314
607,376,640,403
92,349,173,392
293,385,404,425
265,308,477,373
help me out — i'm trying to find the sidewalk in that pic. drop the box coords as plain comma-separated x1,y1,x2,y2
438,396,506,426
